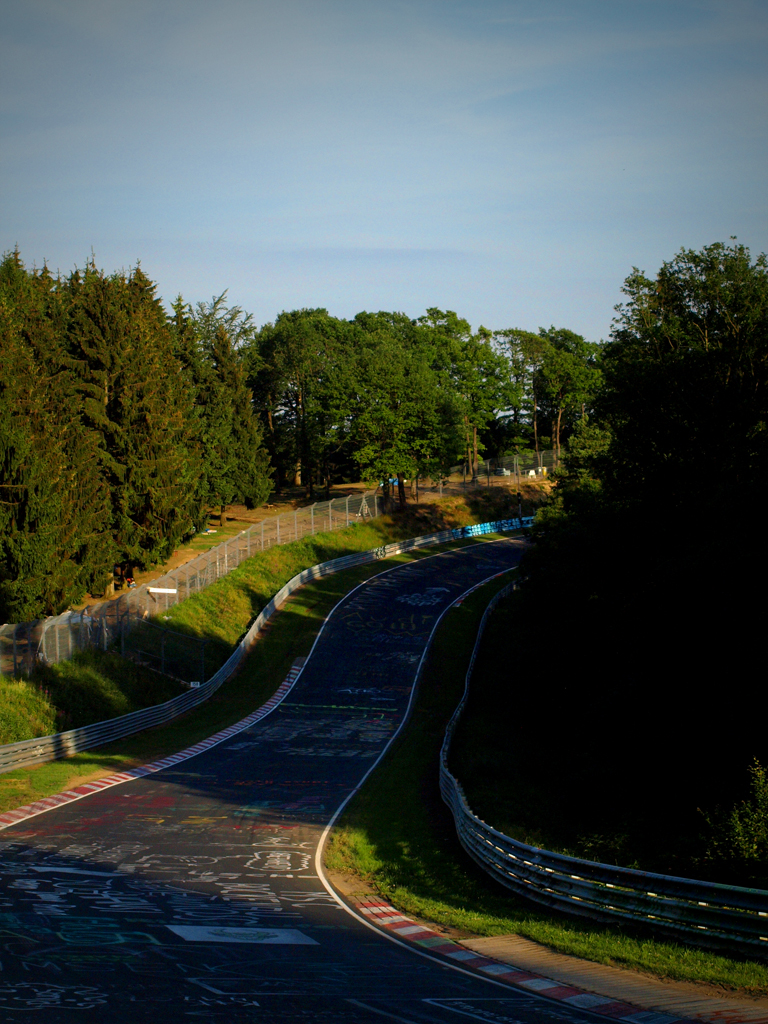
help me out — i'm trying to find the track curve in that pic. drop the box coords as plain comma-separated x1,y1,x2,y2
0,540,619,1023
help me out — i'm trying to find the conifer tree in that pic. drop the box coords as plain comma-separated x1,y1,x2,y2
190,295,272,523
65,262,201,567
0,253,111,618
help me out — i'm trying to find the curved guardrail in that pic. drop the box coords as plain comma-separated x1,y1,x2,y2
439,586,768,958
0,518,530,775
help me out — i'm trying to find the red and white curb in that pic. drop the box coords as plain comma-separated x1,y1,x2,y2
0,664,304,830
354,900,694,1024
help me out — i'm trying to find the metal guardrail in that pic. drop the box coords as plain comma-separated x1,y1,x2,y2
0,518,530,775
440,586,768,958
0,490,382,677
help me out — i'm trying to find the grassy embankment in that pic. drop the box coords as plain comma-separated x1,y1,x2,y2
324,575,768,995
449,588,768,892
0,487,517,812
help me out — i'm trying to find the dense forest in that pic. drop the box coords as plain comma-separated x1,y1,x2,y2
457,240,768,884
0,249,599,622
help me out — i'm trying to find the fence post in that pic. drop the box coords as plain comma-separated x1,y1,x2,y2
328,502,332,531
13,625,17,675
261,520,264,550
101,617,108,652
295,509,298,541
54,621,60,664
277,515,280,545
346,494,350,525
311,504,315,534
247,527,251,558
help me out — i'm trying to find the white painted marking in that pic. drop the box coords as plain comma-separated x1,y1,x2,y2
166,925,318,944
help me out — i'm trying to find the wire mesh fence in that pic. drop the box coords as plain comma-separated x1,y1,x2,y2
0,489,381,681
417,448,557,499
0,516,531,774
0,449,556,682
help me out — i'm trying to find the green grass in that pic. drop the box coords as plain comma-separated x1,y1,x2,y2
0,523,483,814
0,653,181,744
159,519,409,648
324,577,768,995
0,514,445,753
0,677,58,743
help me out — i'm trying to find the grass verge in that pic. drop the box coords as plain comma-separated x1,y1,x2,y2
1,489,528,749
324,576,768,995
0,531,487,815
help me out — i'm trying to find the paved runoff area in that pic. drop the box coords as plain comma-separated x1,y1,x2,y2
0,539,765,1024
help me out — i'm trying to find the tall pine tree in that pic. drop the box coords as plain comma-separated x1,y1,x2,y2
65,262,201,567
0,252,111,618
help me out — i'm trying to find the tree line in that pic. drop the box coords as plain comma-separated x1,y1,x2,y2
0,249,599,622
0,254,269,621
500,241,768,881
249,308,600,504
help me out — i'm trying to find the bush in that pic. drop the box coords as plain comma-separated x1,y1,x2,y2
703,760,768,884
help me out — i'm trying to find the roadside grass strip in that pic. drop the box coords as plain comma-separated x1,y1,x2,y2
324,576,768,996
0,662,304,829
352,898,691,1024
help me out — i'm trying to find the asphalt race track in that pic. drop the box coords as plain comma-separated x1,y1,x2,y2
0,539,620,1023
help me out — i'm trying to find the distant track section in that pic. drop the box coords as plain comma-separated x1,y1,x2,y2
0,518,532,774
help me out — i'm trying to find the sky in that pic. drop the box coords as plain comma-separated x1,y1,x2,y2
1,0,766,342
